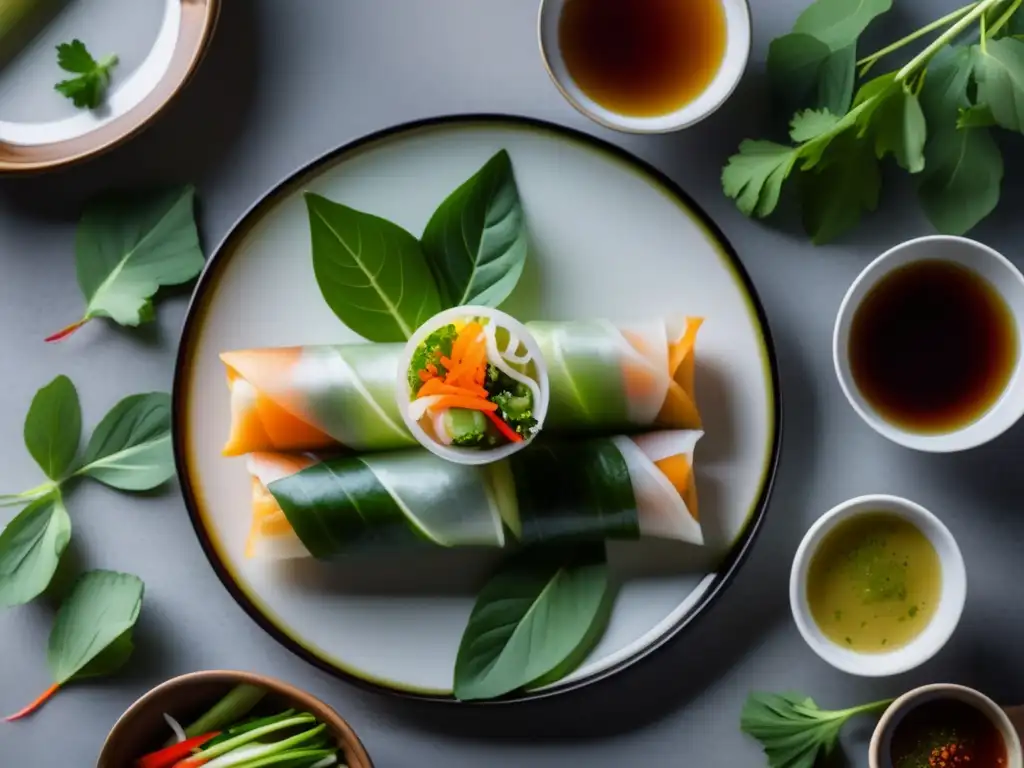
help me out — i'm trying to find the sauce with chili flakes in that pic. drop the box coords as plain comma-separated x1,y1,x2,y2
890,699,1007,768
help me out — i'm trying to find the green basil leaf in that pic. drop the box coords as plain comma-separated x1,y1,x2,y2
75,185,204,328
420,150,528,307
78,392,174,491
47,570,143,684
792,0,892,50
918,124,1003,235
454,545,611,701
972,38,1024,133
24,375,81,481
920,46,974,119
872,87,927,173
768,34,855,116
799,134,880,244
918,47,1003,236
306,193,442,342
0,494,70,608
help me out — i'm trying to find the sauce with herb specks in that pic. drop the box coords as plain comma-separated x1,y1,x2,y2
807,513,941,652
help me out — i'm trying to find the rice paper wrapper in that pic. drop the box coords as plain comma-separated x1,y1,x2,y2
222,316,701,455
246,430,703,560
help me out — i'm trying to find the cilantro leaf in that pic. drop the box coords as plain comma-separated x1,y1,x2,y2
54,40,118,110
721,141,798,218
789,109,842,142
741,691,893,768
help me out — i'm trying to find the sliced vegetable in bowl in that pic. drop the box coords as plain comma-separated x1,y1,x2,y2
97,671,373,768
397,305,550,464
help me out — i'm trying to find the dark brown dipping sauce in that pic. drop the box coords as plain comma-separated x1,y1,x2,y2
849,260,1017,433
558,0,727,118
890,698,1007,768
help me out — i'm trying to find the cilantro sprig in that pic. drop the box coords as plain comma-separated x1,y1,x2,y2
741,691,894,768
54,39,118,110
722,0,1020,243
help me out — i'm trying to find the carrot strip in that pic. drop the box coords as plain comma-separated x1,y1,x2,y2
485,410,523,442
431,395,498,412
416,379,489,399
451,322,484,362
4,683,60,722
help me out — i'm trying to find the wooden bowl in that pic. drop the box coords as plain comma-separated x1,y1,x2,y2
96,670,374,768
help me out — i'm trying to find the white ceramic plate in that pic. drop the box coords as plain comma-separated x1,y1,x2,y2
174,116,781,701
0,0,218,172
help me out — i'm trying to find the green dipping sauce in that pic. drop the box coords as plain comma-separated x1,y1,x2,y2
807,512,941,653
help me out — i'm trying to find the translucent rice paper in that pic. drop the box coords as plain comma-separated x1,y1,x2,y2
245,431,703,560
221,316,701,456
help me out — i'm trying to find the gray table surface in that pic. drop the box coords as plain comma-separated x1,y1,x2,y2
2,1,1022,765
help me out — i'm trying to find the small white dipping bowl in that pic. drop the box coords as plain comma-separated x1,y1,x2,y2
834,235,1024,452
397,305,550,466
537,0,751,133
869,684,1023,768
790,494,966,678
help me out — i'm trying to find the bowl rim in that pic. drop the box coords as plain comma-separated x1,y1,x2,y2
96,669,375,768
0,0,220,173
789,494,967,677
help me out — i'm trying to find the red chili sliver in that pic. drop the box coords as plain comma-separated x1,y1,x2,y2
136,732,220,768
485,410,523,443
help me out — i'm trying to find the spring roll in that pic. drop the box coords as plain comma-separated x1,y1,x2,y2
222,316,702,456
246,431,702,559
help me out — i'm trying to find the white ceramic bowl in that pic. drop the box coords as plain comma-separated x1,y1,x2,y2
537,0,751,133
834,235,1024,452
790,494,966,677
870,684,1023,768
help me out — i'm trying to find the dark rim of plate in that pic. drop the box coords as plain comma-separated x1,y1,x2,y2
171,113,784,705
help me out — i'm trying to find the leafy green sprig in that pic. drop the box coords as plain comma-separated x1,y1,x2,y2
46,185,205,343
0,377,165,718
0,378,172,607
722,0,1021,243
55,39,118,110
742,691,894,768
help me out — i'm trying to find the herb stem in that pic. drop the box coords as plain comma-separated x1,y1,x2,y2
44,318,87,343
3,683,60,722
896,0,1003,81
857,1,979,73
839,698,896,719
0,481,57,507
987,0,1022,37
